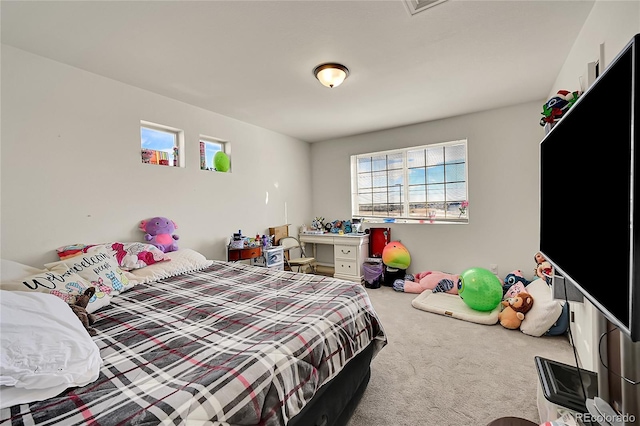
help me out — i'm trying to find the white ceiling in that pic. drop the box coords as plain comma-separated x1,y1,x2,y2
1,0,595,143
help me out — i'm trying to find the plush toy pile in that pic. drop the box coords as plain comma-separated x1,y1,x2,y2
502,269,530,299
401,251,567,335
139,217,179,253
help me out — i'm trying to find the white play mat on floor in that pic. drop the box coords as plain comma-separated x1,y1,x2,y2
411,290,500,325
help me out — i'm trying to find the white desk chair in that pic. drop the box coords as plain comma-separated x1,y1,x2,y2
279,236,317,273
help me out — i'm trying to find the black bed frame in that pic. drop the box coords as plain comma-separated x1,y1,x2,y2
288,342,375,426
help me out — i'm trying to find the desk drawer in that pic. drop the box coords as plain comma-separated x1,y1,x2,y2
335,260,358,276
335,244,357,260
228,247,261,261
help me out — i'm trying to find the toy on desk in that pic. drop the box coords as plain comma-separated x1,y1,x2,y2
139,216,179,253
311,217,325,231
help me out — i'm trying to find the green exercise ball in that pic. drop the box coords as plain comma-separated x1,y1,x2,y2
458,267,503,312
214,151,230,172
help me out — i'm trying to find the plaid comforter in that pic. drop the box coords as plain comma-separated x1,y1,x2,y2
1,261,386,426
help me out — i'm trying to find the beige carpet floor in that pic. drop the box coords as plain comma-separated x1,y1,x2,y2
348,286,576,426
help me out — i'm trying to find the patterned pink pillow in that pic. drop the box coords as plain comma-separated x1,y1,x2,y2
503,281,527,300
58,242,170,271
92,242,171,271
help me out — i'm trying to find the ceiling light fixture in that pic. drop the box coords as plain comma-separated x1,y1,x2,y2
313,63,349,88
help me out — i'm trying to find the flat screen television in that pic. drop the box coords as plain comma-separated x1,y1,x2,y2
540,33,639,343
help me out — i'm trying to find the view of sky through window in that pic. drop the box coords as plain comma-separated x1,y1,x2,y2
140,126,177,166
351,140,467,223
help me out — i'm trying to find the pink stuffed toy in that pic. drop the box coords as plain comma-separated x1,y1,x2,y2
396,270,460,294
502,269,530,299
139,217,179,253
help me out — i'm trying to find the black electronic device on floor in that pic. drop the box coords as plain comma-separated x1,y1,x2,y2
535,356,598,414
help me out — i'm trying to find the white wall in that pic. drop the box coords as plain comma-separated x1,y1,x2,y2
550,0,640,98
1,46,312,267
310,101,546,278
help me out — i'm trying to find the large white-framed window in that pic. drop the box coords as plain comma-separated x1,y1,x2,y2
350,139,468,224
140,121,184,167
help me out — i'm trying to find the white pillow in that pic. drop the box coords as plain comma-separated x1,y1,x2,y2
128,248,213,284
45,248,134,295
0,259,46,281
520,278,564,337
0,290,102,408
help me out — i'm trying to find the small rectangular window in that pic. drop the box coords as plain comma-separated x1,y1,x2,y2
351,140,468,224
140,121,183,167
200,136,231,172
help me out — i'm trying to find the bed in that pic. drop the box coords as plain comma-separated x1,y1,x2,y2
0,251,387,426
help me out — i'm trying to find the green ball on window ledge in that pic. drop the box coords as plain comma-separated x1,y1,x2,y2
213,151,230,172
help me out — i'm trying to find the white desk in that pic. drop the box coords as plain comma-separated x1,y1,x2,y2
299,233,369,283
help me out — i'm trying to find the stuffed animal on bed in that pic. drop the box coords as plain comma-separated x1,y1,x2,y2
70,287,98,336
139,216,180,253
498,291,534,330
393,270,460,294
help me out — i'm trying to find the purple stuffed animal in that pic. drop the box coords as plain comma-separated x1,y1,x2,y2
139,217,179,253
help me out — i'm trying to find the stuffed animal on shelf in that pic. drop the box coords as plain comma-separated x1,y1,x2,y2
139,216,179,253
534,251,553,285
70,287,98,336
498,291,534,330
394,270,459,294
539,90,581,126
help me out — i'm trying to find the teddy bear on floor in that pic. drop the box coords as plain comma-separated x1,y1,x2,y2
393,270,460,294
139,216,179,253
498,291,534,330
70,287,98,336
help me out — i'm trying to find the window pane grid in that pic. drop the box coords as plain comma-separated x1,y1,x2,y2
351,141,467,223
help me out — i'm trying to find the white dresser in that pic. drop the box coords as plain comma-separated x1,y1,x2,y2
299,233,369,283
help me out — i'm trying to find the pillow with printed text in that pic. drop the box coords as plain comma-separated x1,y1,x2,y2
45,247,133,295
0,266,111,314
